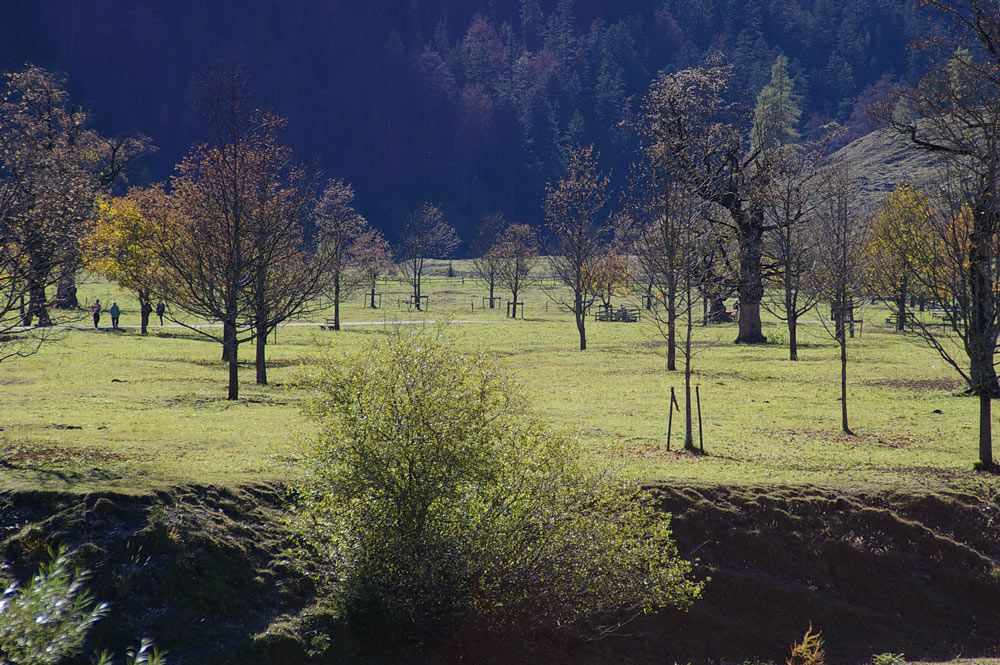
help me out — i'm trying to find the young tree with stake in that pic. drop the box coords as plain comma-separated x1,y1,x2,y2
811,162,869,435
471,211,507,309
398,203,459,311
314,179,367,331
491,223,538,318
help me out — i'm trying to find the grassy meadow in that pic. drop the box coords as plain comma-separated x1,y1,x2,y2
1,261,997,498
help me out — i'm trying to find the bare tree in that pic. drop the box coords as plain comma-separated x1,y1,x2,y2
811,162,869,435
353,228,393,309
626,176,713,448
398,203,459,311
146,67,323,398
544,145,610,351
761,145,825,360
491,223,538,318
244,162,323,386
622,159,695,370
642,60,773,344
314,179,366,331
471,212,507,309
874,0,1000,468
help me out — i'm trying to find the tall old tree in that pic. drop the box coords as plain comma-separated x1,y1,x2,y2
642,60,772,344
398,203,459,311
545,145,610,351
877,0,1000,468
0,65,149,326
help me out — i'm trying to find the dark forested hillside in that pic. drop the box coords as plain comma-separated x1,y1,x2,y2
0,0,925,243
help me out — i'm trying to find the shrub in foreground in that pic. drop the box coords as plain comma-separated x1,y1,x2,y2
0,546,164,665
294,330,703,650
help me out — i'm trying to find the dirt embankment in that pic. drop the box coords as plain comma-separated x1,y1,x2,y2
1,484,998,665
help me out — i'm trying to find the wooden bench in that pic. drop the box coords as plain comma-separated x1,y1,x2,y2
319,317,338,330
595,307,641,323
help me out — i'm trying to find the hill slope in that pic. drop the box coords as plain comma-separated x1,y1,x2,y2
834,127,948,210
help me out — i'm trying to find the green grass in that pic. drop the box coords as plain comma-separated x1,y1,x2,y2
1,264,997,498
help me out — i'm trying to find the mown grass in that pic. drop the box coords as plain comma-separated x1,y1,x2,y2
1,263,997,498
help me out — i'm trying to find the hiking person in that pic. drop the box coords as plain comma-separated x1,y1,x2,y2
110,301,121,329
156,301,165,326
91,299,102,328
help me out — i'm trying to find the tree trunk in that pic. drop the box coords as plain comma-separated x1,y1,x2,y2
734,212,766,344
225,319,239,400
370,284,378,308
575,292,587,351
737,302,765,343
683,302,695,451
414,276,422,311
979,392,994,470
788,315,798,361
708,297,728,323
255,318,268,386
684,363,694,450
489,280,495,308
897,273,907,331
333,278,341,331
969,199,997,466
666,300,676,371
55,269,78,309
838,311,852,435
25,274,51,326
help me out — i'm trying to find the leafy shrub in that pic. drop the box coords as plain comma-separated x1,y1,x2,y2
295,330,703,647
0,546,108,665
787,624,825,665
0,546,164,665
871,653,905,665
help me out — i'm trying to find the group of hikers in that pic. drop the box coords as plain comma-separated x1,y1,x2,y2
90,299,166,329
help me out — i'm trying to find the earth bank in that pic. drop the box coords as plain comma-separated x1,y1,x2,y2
1,483,997,664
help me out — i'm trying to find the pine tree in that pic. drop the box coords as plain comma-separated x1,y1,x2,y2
752,54,802,153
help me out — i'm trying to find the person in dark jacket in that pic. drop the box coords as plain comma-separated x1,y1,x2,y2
156,301,165,326
109,302,121,329
91,299,102,328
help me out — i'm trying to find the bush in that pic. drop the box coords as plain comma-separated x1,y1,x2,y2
0,546,108,665
0,546,164,665
294,330,703,649
787,625,825,665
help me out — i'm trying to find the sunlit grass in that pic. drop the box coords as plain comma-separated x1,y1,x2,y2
1,266,996,498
